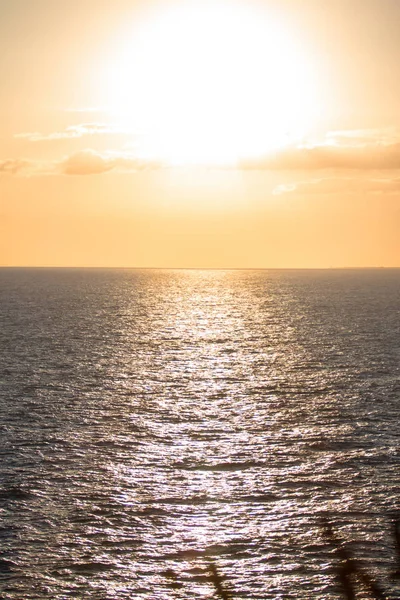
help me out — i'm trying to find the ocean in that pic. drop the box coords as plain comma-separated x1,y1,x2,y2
0,268,399,599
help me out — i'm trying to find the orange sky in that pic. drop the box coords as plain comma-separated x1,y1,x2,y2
1,0,400,267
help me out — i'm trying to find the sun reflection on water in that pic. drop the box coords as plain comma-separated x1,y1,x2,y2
2,268,399,598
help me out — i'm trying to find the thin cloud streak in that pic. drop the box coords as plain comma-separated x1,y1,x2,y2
11,126,400,170
61,149,163,175
5,130,400,178
14,123,128,142
273,176,400,195
0,159,36,175
239,141,400,171
325,127,400,147
1,150,163,177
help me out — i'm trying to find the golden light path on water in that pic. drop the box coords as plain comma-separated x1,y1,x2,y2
0,269,399,598
90,269,399,598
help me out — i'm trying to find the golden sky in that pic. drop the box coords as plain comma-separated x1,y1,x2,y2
1,0,400,267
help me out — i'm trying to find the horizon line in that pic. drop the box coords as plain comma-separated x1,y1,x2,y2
0,266,399,271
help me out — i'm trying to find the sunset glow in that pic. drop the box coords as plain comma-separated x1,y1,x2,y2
103,0,318,165
1,0,400,268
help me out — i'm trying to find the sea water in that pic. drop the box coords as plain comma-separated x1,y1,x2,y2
0,268,399,599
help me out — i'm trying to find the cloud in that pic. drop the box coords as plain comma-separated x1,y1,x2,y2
0,158,57,176
0,150,161,177
5,127,400,178
11,124,400,170
61,149,114,175
239,142,400,171
15,123,127,142
273,176,400,195
59,149,162,175
0,159,33,175
15,125,400,170
325,128,400,147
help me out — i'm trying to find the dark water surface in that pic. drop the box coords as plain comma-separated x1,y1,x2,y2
0,268,399,599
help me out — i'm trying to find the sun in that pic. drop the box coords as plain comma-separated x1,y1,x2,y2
103,0,318,166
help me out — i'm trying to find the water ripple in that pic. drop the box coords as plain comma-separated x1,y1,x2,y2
0,268,399,598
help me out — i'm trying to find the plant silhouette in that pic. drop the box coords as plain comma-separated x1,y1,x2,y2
206,516,400,600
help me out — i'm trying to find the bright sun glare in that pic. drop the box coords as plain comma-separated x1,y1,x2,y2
104,0,318,166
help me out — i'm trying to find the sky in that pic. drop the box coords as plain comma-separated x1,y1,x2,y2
1,0,400,268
